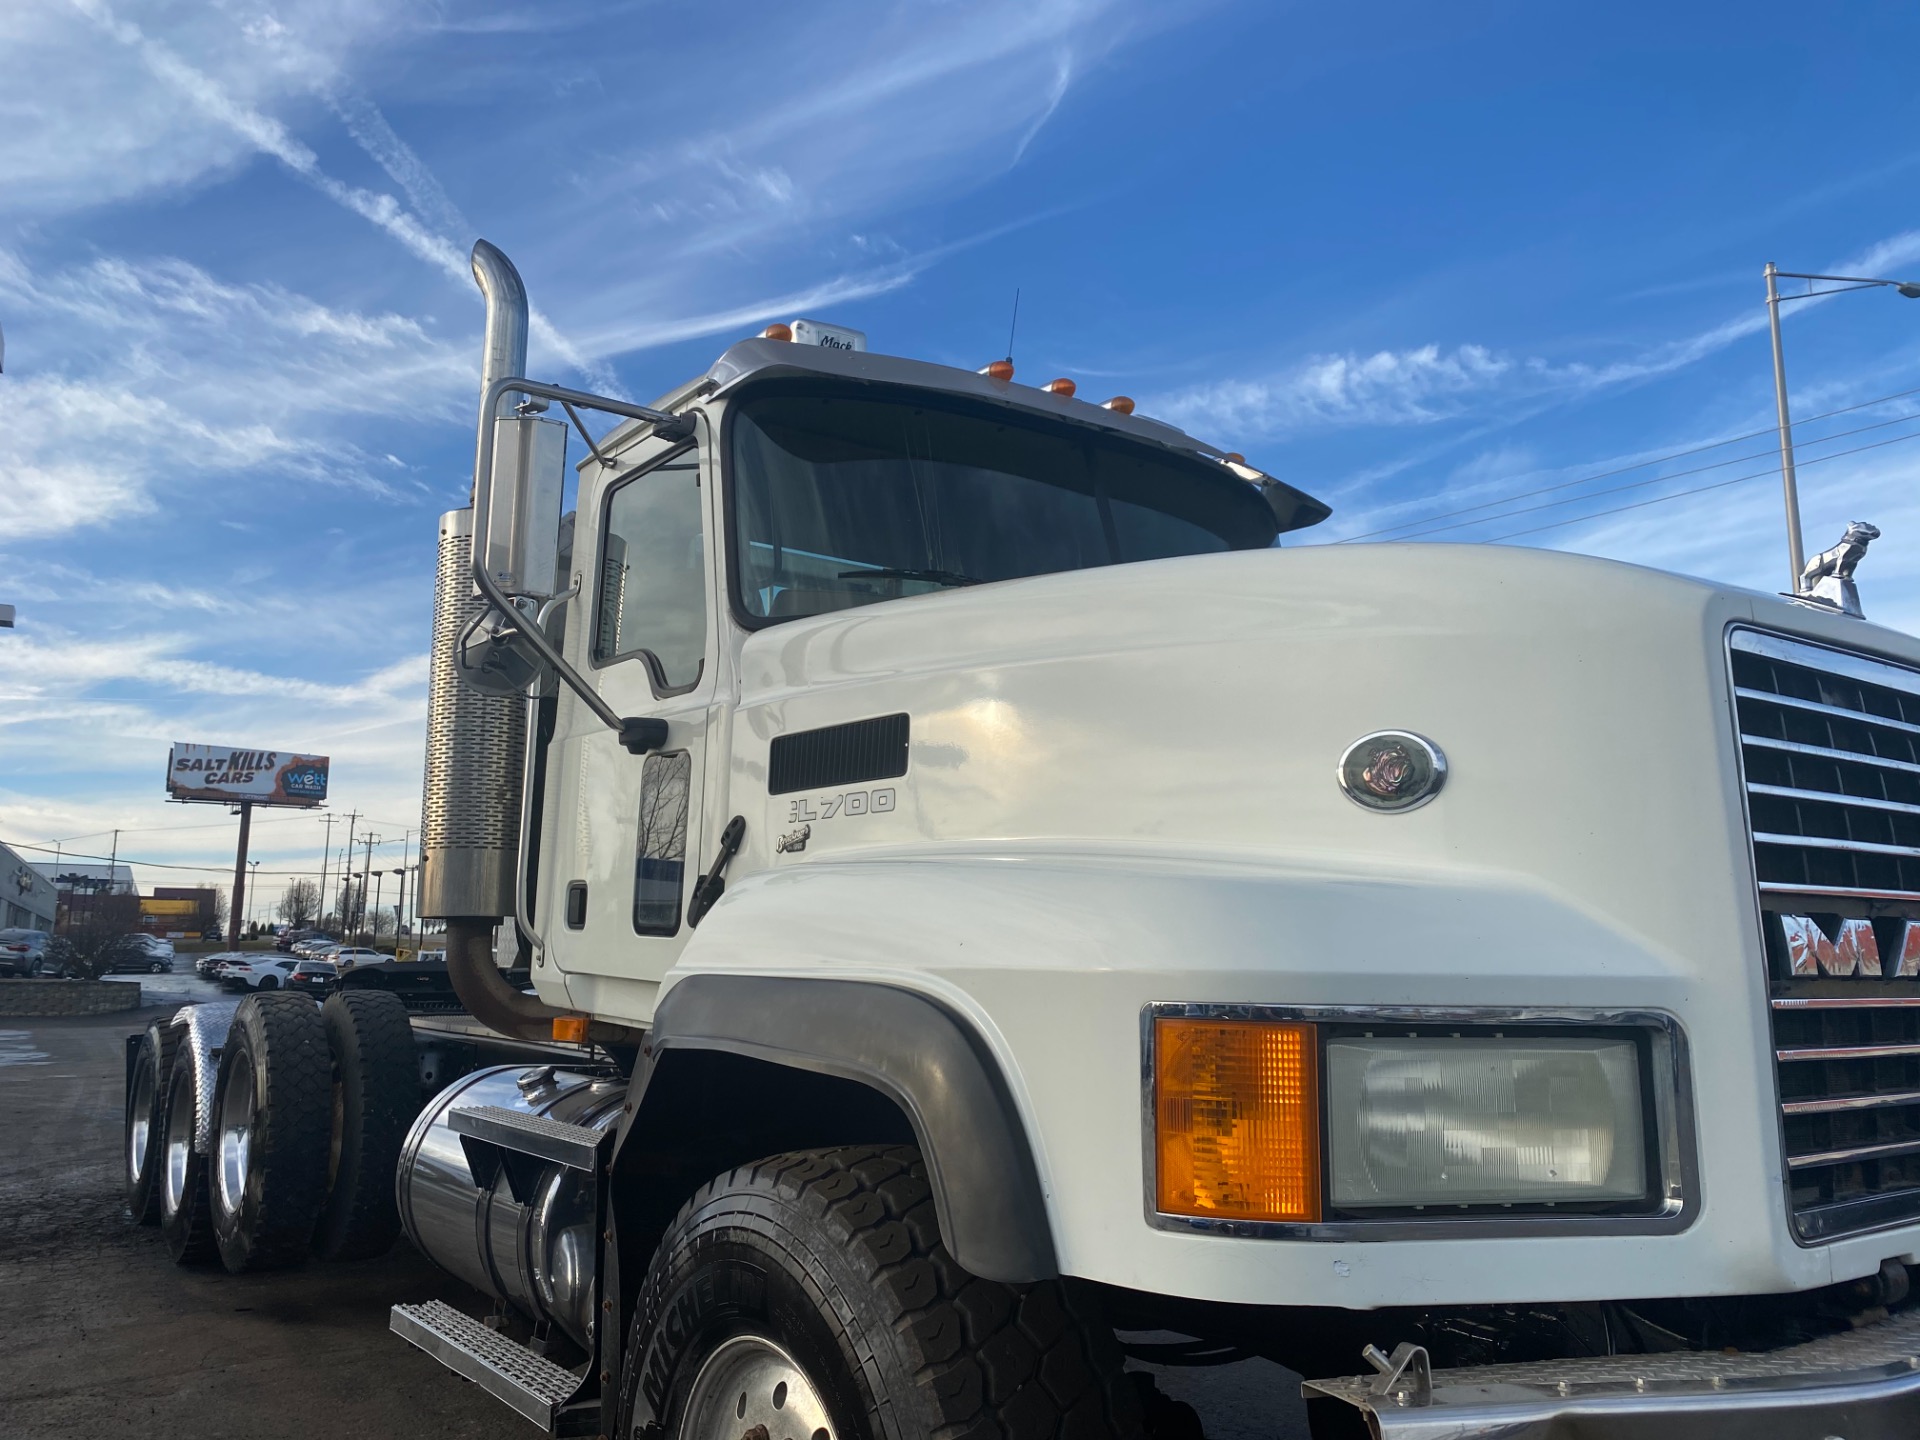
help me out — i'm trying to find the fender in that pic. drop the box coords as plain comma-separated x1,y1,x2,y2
627,973,1057,1283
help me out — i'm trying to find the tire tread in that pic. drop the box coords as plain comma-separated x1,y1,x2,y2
646,1145,1143,1440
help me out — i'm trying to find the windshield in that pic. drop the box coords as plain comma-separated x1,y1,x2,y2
729,384,1277,621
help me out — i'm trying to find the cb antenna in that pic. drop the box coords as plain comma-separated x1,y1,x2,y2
1005,288,1020,366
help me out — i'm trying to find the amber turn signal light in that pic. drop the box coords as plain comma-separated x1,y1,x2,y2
552,1015,590,1044
762,322,794,342
1154,1017,1320,1223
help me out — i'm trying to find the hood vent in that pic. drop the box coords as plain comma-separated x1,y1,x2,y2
769,714,910,796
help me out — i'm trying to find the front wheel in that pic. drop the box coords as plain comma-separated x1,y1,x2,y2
618,1146,1144,1440
149,961,165,974
256,975,278,990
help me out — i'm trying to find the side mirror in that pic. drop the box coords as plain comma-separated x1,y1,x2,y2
479,414,567,598
456,606,547,695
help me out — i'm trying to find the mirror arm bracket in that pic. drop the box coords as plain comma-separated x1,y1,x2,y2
472,376,685,752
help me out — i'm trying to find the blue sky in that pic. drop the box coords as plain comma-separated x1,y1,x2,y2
4,0,1920,913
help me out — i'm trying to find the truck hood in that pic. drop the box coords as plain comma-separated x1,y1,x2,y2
733,540,1919,911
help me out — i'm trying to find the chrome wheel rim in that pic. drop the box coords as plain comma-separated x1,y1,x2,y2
163,1070,194,1215
128,1056,156,1183
680,1334,835,1440
216,1049,256,1215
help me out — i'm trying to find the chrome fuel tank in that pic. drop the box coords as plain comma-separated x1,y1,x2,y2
397,1063,622,1347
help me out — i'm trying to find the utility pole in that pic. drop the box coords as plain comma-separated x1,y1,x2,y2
318,812,335,930
1765,262,1805,588
247,860,261,931
358,833,379,938
339,810,360,930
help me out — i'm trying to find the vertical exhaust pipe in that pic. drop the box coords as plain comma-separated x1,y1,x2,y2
419,241,532,928
423,242,636,1045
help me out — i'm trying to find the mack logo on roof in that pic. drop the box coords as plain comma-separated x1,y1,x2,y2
1780,913,1920,978
791,318,866,352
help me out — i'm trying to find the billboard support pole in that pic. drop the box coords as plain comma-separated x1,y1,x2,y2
230,801,253,946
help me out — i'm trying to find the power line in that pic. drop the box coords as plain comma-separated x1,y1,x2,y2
3,837,349,879
13,810,335,850
1483,427,1920,543
1383,409,1920,543
1338,382,1920,543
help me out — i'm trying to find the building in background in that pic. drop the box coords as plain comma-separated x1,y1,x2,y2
144,886,217,938
32,862,137,933
3,843,58,933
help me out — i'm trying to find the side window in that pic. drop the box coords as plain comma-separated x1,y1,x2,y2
634,751,692,935
593,451,706,690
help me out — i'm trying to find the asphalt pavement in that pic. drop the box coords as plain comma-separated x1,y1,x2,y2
0,1002,1310,1440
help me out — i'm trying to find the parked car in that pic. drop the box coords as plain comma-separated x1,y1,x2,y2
286,960,339,995
292,934,339,958
277,928,327,952
196,951,247,979
216,957,300,991
112,935,173,974
327,947,393,972
0,929,51,976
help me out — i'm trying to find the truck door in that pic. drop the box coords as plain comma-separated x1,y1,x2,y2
541,428,716,1019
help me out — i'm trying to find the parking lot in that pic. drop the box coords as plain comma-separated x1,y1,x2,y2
0,1000,1308,1440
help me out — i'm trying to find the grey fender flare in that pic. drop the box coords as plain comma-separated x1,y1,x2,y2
625,974,1058,1284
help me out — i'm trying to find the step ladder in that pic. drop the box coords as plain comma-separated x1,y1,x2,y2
391,1300,596,1435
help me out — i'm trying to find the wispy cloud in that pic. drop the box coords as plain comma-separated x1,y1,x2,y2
0,248,468,540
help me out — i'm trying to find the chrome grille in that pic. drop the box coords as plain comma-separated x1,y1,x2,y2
1732,629,1920,1240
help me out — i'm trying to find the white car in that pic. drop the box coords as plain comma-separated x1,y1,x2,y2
215,957,300,991
328,947,392,972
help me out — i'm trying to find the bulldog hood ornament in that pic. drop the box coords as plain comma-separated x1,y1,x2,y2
1796,520,1880,618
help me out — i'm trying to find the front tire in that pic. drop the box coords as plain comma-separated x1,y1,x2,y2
149,961,165,974
618,1146,1144,1440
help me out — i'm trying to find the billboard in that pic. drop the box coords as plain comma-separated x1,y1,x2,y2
167,743,330,807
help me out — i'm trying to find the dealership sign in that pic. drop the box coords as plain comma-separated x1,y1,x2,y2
166,743,330,807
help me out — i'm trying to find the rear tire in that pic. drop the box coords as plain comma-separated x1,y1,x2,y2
210,993,331,1273
257,975,279,990
618,1145,1145,1440
126,1020,181,1224
160,1051,219,1264
314,990,416,1261
149,961,165,974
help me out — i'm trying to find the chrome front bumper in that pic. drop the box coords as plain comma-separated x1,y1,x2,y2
1303,1309,1920,1439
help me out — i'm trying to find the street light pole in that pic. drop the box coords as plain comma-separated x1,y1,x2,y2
1763,264,1920,591
1765,262,1805,588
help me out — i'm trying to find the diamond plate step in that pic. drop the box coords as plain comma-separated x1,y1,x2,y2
392,1300,581,1431
1304,1306,1920,1438
449,1104,607,1171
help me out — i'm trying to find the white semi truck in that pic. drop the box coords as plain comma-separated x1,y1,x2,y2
123,239,1920,1439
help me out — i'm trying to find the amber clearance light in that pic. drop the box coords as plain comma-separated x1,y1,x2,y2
1155,1017,1320,1223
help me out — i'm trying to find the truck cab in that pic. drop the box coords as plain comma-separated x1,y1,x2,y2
130,239,1920,1440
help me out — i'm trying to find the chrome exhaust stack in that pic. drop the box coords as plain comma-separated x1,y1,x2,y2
418,241,537,926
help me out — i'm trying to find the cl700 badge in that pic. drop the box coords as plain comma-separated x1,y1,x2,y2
787,788,896,824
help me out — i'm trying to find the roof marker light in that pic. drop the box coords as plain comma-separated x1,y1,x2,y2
1043,377,1077,397
981,359,1015,382
1223,452,1245,465
1103,396,1135,415
762,322,794,342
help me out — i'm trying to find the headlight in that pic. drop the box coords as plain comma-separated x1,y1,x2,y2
1325,1037,1646,1208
